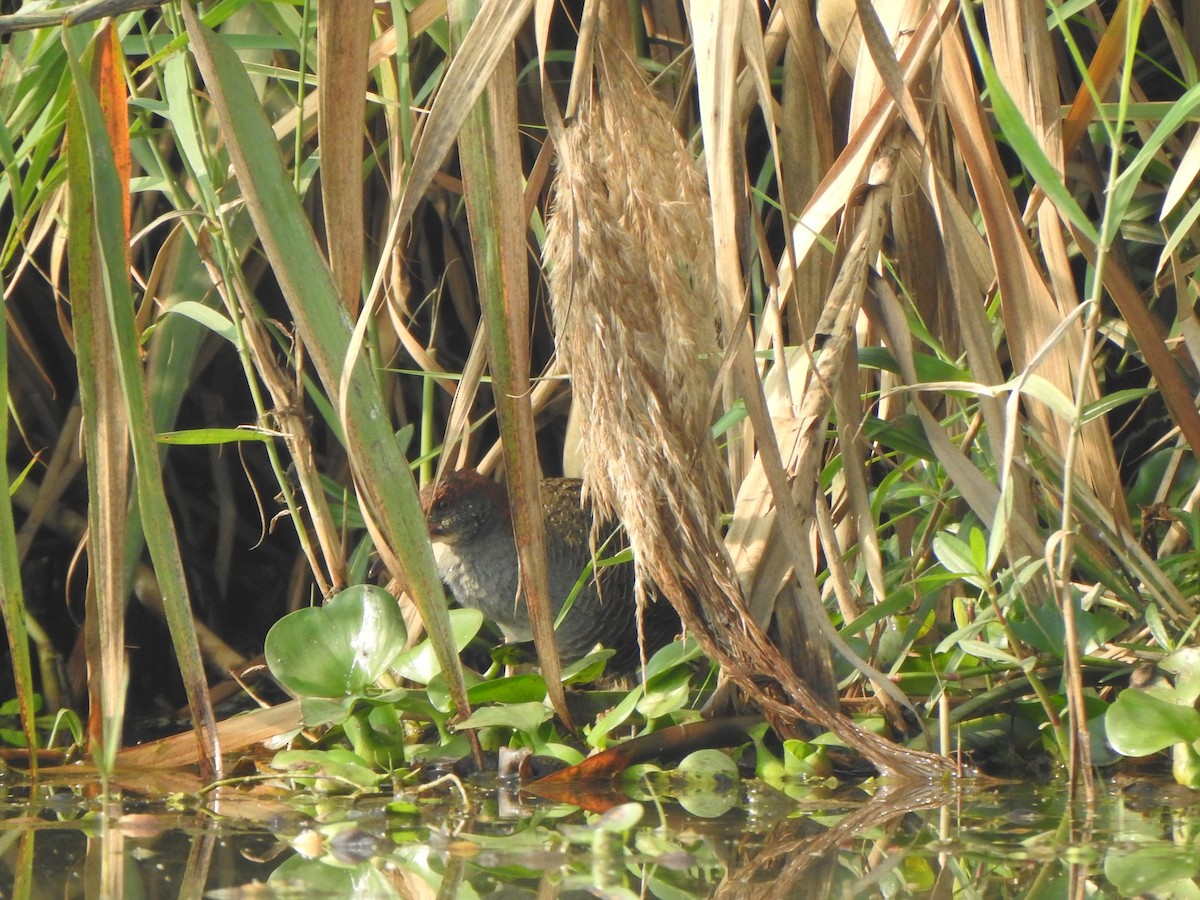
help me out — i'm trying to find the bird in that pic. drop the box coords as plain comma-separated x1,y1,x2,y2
421,469,678,675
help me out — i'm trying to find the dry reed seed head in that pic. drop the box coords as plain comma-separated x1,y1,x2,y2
545,41,735,625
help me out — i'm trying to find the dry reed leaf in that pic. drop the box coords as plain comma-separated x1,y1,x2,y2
779,0,954,307
270,0,448,145
481,362,568,474
115,701,304,770
731,0,967,714
1075,230,1200,460
1059,0,1153,167
826,0,930,611
728,350,808,616
1162,127,1200,219
832,365,887,605
364,0,534,317
696,0,844,715
938,25,1125,531
436,316,491,478
844,1,911,137
815,0,864,76
317,1,372,316
982,3,1129,531
776,6,835,337
887,85,1045,572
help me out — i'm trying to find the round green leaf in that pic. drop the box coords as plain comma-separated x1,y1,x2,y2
265,585,407,698
673,749,740,818
676,748,739,781
1105,688,1200,757
1104,845,1200,895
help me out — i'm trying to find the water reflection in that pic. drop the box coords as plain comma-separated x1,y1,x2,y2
0,774,1196,897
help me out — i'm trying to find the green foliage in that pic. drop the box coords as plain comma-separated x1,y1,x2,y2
265,585,412,699
4,0,1200,803
263,583,708,782
0,695,81,751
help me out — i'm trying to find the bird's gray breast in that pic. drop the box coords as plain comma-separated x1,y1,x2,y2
431,535,530,642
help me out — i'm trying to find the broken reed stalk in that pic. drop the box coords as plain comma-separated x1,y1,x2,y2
544,41,951,779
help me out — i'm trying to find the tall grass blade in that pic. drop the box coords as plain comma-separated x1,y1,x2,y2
63,23,219,777
65,23,131,776
0,282,38,769
181,6,474,726
449,0,571,724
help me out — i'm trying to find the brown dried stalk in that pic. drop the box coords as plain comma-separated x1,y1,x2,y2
545,40,949,779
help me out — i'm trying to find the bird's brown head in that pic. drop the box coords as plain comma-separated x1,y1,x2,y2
421,470,510,545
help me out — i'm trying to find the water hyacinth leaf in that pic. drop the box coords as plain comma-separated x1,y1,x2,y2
589,686,643,751
390,608,483,685
454,701,552,733
1105,688,1200,757
1104,845,1200,896
968,527,988,576
1009,598,1126,659
560,650,611,685
1174,741,1200,788
270,747,385,793
298,698,352,730
269,857,398,896
1162,648,1200,705
673,749,740,818
342,703,407,769
643,635,706,682
593,802,644,834
860,414,934,461
676,748,739,781
637,663,692,720
265,585,406,698
781,739,833,779
1144,605,1172,655
467,673,546,705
